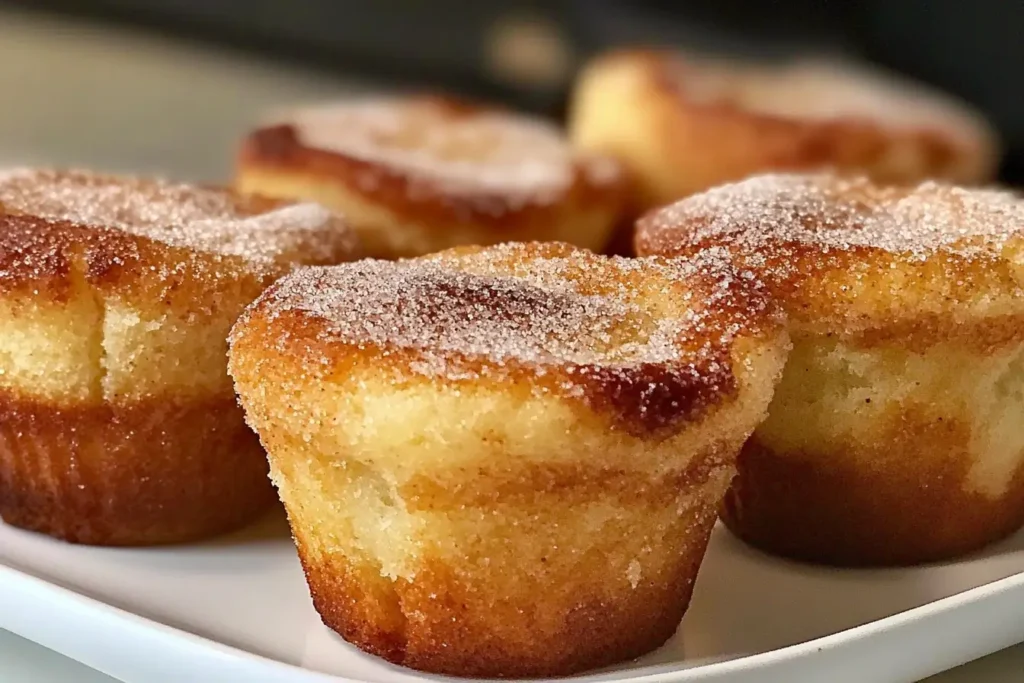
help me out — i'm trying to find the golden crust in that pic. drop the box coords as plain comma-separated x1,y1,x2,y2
636,173,1024,339
570,49,999,209
724,427,1024,567
0,212,271,320
0,390,275,545
296,489,713,677
0,170,360,397
231,242,785,437
235,95,628,257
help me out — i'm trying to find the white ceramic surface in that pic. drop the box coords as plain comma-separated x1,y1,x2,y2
1,509,1022,683
4,631,1024,683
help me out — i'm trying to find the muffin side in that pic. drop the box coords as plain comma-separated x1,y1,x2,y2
724,332,1024,566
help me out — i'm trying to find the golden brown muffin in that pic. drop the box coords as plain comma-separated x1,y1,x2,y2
637,173,1024,566
0,168,359,545
228,241,789,677
570,49,999,214
235,95,628,258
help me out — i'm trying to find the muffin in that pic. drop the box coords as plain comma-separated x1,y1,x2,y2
0,169,359,545
637,173,1024,566
234,94,628,258
228,241,789,677
570,49,999,212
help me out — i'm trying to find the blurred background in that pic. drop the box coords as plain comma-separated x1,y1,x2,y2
0,0,1020,182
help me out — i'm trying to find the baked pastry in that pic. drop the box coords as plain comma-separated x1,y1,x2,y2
637,173,1024,566
228,241,789,676
570,50,999,211
0,169,359,545
235,95,628,258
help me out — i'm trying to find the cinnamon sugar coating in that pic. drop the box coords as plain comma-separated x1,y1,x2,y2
235,95,627,257
637,173,1024,339
0,168,357,284
233,241,783,435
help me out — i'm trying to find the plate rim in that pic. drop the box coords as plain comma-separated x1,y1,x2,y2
1,555,1022,683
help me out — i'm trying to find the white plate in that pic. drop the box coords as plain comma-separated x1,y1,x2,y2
0,507,1022,683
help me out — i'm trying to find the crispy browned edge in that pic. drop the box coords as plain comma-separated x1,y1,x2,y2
0,187,357,302
589,49,997,209
0,390,275,545
723,417,1024,566
235,94,630,237
233,242,782,438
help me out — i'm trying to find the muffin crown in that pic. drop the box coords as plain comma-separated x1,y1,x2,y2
641,173,1023,257
240,96,623,220
0,168,357,270
231,241,784,434
637,173,1024,339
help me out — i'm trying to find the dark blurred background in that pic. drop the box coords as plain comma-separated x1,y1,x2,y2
1,0,1021,182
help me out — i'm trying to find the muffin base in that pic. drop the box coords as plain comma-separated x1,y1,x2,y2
272,438,737,677
0,391,276,545
293,499,718,678
723,434,1024,567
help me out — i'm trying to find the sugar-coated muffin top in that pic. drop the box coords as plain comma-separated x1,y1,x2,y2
637,173,1024,340
0,168,357,268
241,95,623,216
655,52,992,139
231,241,786,434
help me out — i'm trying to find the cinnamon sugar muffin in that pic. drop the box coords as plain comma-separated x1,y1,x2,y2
0,169,359,545
570,50,998,212
637,173,1024,566
228,242,789,676
234,95,628,258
